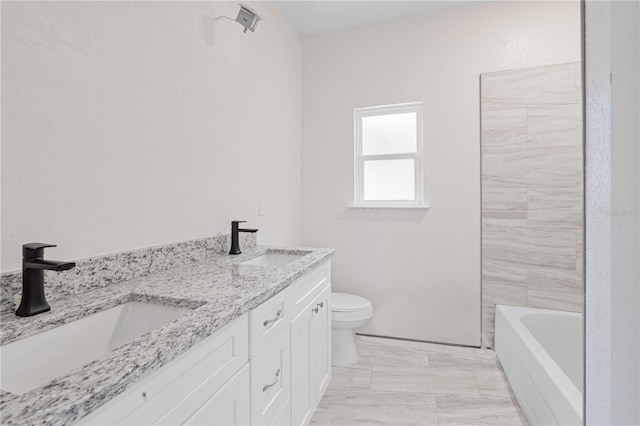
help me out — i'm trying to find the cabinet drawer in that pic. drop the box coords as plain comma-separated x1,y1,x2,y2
77,314,249,425
183,364,250,426
251,327,291,426
290,262,330,318
249,287,290,358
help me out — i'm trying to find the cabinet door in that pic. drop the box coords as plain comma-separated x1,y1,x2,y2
183,364,250,426
270,397,291,426
311,285,331,409
290,300,315,426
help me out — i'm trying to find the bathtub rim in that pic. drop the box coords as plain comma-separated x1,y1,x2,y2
495,304,583,424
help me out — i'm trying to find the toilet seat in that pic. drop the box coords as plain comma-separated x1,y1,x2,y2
331,293,373,322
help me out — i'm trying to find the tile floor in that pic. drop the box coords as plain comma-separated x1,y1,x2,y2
310,335,528,426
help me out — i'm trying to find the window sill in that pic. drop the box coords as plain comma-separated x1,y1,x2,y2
348,205,430,210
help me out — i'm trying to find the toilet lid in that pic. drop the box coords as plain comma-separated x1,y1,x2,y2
332,293,372,312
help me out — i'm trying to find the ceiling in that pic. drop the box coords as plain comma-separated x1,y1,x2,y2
276,1,488,36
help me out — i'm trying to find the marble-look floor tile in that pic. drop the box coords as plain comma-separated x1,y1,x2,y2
357,334,475,358
439,414,501,426
472,348,497,362
355,337,430,368
397,340,474,358
481,62,579,112
496,410,529,426
528,186,582,229
473,370,513,397
481,109,528,149
314,337,526,426
329,366,372,389
371,365,479,396
436,394,522,424
429,352,499,372
311,388,438,425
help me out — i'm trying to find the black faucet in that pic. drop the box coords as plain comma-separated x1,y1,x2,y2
229,221,258,255
16,243,76,317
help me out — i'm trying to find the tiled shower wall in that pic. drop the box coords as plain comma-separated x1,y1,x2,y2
480,62,583,347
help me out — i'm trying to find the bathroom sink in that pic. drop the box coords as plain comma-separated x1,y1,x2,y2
0,301,191,395
241,252,305,267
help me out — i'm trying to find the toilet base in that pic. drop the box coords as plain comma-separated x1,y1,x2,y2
332,328,359,367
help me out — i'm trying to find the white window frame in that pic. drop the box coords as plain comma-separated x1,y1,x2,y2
353,102,425,208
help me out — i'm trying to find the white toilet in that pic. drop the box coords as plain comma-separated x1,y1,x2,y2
331,292,374,367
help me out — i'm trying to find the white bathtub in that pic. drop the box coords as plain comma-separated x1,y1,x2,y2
495,305,583,426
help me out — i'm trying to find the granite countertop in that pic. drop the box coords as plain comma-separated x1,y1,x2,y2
0,246,334,426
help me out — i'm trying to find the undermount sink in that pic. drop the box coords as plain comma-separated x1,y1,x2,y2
0,301,191,395
241,252,305,267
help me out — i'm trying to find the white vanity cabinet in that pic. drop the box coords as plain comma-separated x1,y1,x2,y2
290,280,331,425
77,314,250,426
76,261,331,426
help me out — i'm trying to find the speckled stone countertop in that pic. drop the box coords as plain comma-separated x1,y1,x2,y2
0,246,334,426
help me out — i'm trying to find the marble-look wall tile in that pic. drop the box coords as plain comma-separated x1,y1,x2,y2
481,62,579,112
527,267,582,312
483,282,528,308
480,62,583,346
528,103,582,147
482,223,576,270
482,188,528,227
481,280,528,348
576,228,584,272
482,145,578,188
482,310,496,348
482,261,528,287
481,109,528,149
527,186,582,229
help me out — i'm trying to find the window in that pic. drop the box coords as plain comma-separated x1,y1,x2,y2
354,102,425,208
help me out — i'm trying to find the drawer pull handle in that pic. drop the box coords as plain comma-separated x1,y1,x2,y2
262,369,281,392
263,309,282,327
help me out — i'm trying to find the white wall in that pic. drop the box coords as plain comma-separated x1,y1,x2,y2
585,1,640,424
1,1,301,272
301,1,580,345
610,2,640,423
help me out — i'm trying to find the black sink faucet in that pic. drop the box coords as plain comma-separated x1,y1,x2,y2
229,221,258,255
16,243,76,317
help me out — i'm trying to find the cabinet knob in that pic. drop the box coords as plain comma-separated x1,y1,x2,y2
317,301,324,308
262,368,281,392
312,306,319,313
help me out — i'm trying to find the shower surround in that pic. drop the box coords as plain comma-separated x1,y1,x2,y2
480,62,583,347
